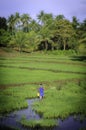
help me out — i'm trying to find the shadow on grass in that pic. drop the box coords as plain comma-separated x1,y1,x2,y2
70,56,86,61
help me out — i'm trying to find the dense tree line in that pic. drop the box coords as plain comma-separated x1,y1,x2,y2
0,11,86,53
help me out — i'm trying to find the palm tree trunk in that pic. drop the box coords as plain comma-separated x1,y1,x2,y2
45,41,48,50
19,45,21,53
52,46,54,51
63,40,66,50
64,43,66,50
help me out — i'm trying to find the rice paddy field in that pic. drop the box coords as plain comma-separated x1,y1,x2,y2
0,51,86,130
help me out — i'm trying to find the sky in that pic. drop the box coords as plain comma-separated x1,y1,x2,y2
0,0,86,22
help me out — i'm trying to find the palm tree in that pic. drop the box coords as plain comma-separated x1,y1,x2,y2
21,13,31,32
7,14,15,34
37,10,45,26
37,12,54,50
55,14,65,21
38,26,53,50
42,13,53,25
14,12,21,30
27,30,38,52
29,19,41,32
72,16,79,30
7,12,21,33
37,11,54,26
78,19,86,44
9,31,28,52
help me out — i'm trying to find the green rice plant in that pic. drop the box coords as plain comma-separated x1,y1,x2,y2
0,67,85,85
0,84,39,114
0,94,28,114
3,85,38,98
0,58,86,73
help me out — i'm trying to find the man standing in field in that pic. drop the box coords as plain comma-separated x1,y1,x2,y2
39,84,44,99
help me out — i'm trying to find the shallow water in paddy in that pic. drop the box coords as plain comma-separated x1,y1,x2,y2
0,98,86,130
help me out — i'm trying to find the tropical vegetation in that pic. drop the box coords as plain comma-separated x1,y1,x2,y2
0,11,86,54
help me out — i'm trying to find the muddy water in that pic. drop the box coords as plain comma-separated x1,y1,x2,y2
0,98,86,130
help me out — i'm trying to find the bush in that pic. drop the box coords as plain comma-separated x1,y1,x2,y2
46,50,77,56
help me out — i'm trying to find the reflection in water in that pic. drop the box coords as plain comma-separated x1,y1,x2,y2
0,98,86,130
54,116,86,130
